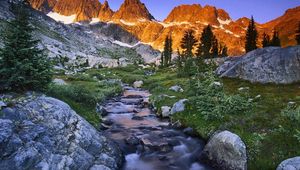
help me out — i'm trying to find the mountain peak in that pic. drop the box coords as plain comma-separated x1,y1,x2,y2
52,0,101,21
98,0,114,21
164,4,230,25
164,4,202,23
112,0,154,21
28,0,57,12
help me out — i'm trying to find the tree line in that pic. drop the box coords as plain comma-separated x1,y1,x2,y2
161,17,300,71
160,25,227,68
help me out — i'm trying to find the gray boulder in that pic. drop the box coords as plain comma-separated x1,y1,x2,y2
201,131,247,170
277,157,300,170
216,46,300,84
161,106,171,118
169,85,184,92
0,96,123,170
170,99,188,115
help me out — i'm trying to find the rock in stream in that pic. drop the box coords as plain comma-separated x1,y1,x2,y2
101,85,212,170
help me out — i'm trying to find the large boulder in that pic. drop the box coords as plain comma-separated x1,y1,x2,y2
277,157,300,170
201,131,247,170
0,95,123,170
216,46,300,84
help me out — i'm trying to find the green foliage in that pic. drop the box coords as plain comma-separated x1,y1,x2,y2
262,32,271,48
180,29,197,58
46,76,122,127
270,30,281,47
189,69,253,121
0,2,52,92
161,35,173,68
281,103,300,124
245,16,258,52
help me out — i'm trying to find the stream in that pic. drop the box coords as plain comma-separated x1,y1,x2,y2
101,85,212,170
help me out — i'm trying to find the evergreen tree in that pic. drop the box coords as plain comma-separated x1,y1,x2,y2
219,44,228,57
176,49,184,77
211,37,219,57
160,35,173,68
296,22,300,45
245,16,258,53
180,30,197,58
179,30,197,77
196,25,214,58
270,30,281,47
160,52,164,67
0,2,52,92
262,32,271,48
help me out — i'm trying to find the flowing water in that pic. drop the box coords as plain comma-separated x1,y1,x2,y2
102,85,212,170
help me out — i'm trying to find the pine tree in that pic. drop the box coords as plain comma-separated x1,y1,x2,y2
219,44,228,57
270,30,281,47
296,22,300,45
160,52,164,67
196,25,214,58
211,36,219,57
0,2,52,92
180,30,197,77
180,30,197,58
160,35,173,68
245,16,258,53
176,49,184,77
262,32,271,48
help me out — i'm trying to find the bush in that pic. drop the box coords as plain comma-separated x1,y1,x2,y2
189,69,253,121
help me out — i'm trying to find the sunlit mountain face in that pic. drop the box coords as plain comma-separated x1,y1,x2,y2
28,0,300,56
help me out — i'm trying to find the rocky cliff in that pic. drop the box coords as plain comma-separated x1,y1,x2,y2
0,0,160,69
112,0,154,22
0,94,123,170
216,46,300,84
28,0,300,56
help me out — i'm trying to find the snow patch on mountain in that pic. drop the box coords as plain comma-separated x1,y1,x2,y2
217,18,232,25
159,21,193,28
112,40,141,48
120,19,136,26
47,12,76,24
90,18,100,24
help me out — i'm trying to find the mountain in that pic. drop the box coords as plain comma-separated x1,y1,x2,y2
27,0,56,12
0,0,160,69
112,0,154,22
262,6,300,47
28,0,300,56
98,0,114,22
52,0,101,21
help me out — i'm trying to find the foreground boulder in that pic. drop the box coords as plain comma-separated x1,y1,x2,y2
277,157,300,170
0,95,123,170
201,131,247,170
217,46,300,84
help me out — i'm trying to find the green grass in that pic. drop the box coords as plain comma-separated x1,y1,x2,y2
86,65,300,169
46,74,122,128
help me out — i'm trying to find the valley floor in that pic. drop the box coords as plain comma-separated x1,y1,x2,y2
50,65,300,169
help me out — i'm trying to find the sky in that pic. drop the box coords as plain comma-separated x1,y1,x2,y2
101,0,300,23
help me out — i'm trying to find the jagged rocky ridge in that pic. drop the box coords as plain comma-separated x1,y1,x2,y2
28,0,300,56
0,0,160,69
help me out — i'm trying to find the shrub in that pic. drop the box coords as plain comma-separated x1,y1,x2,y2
189,69,253,121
